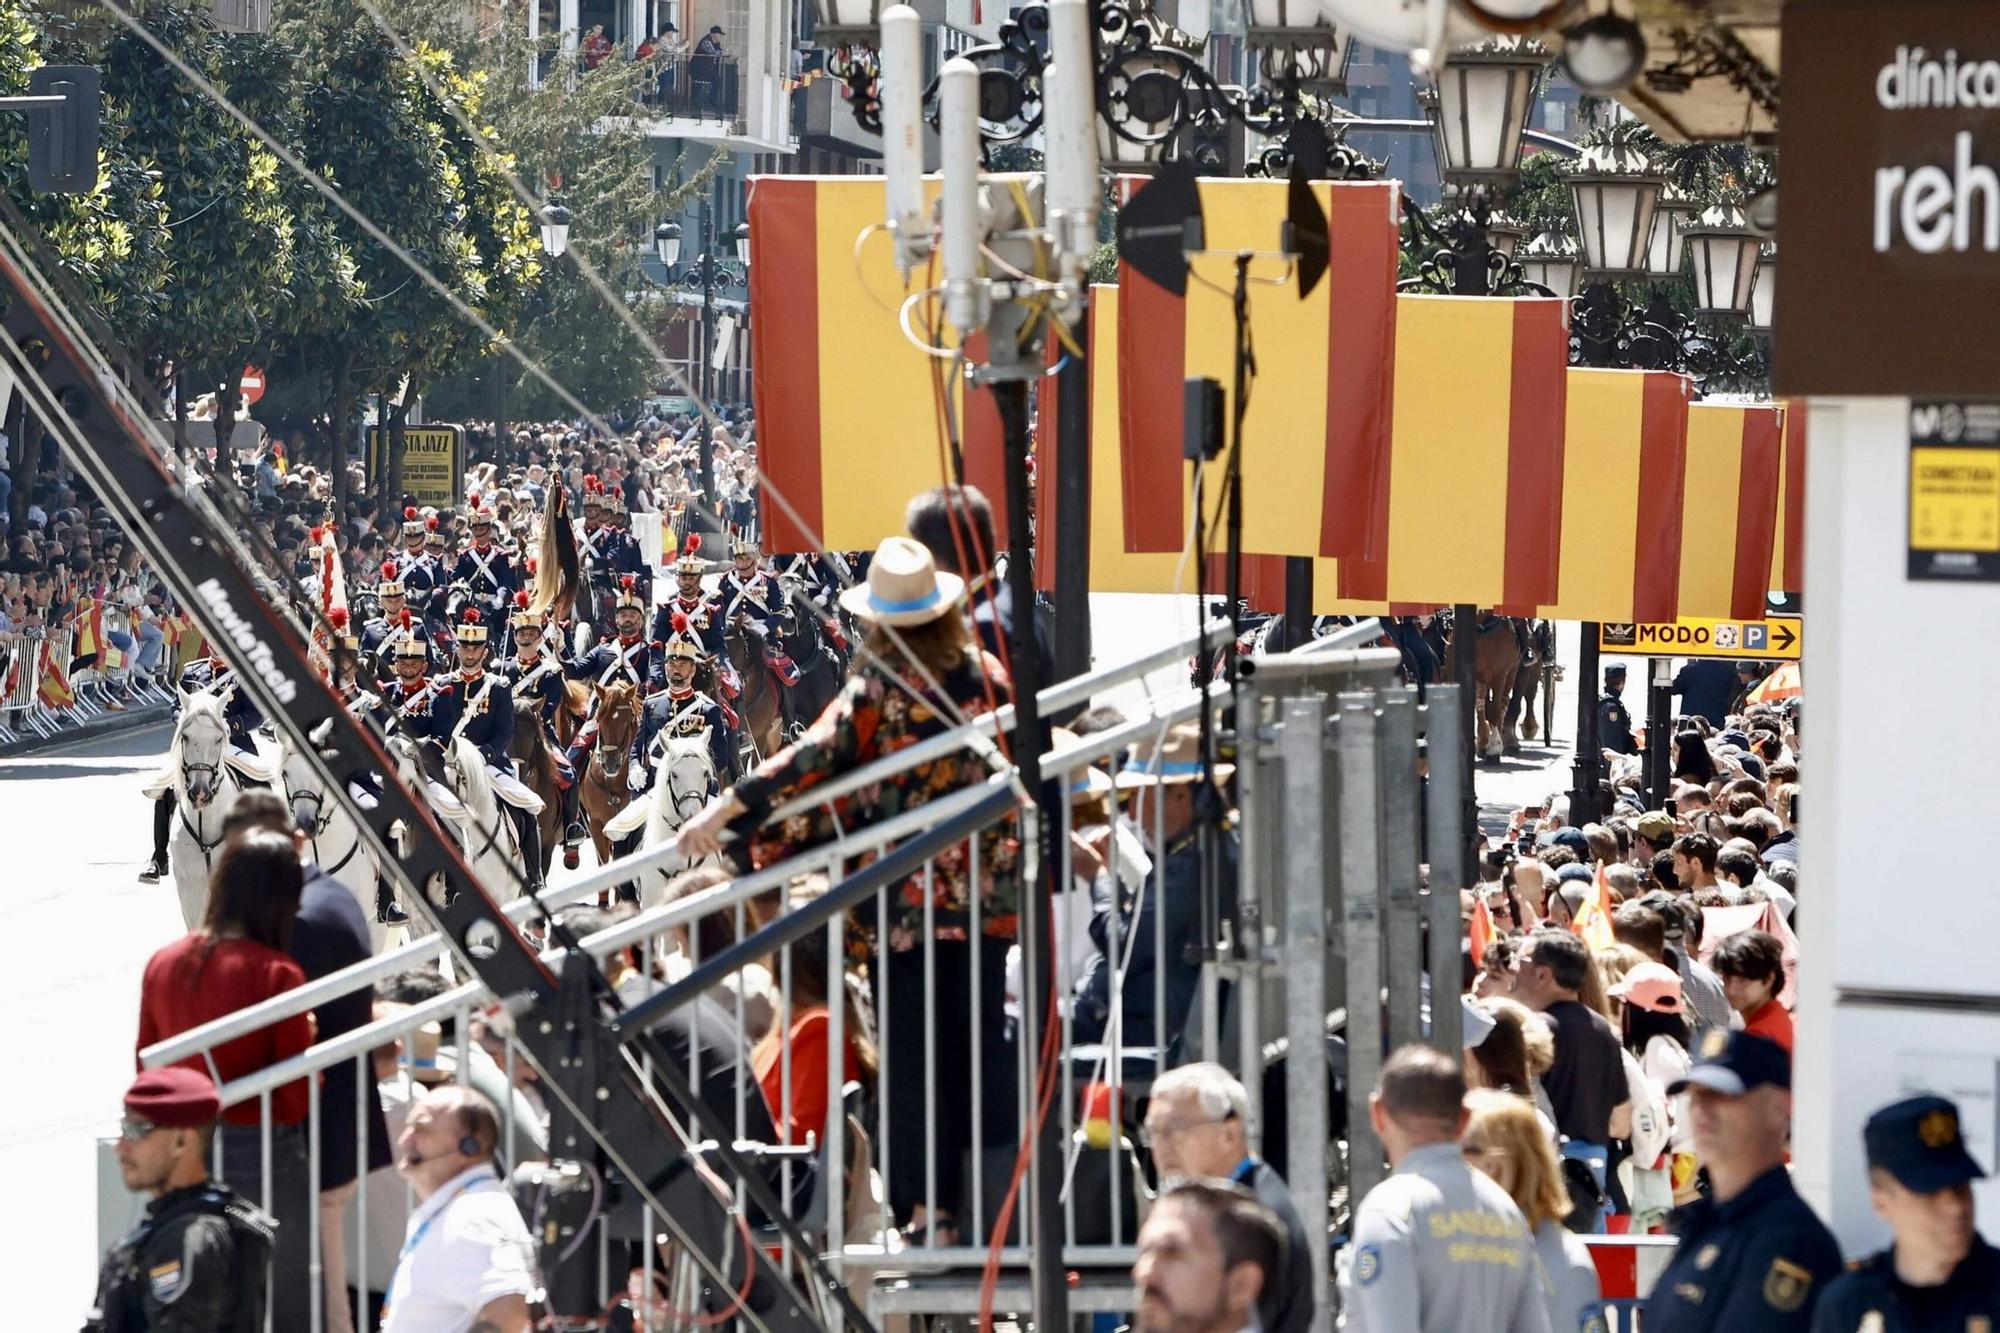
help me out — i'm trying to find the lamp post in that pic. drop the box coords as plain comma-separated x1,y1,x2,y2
655,203,748,530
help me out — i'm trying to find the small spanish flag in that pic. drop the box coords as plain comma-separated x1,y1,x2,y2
1676,400,1784,620
1572,861,1617,951
1469,894,1495,968
38,645,74,709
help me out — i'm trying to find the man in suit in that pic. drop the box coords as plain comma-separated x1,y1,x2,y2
220,793,390,1333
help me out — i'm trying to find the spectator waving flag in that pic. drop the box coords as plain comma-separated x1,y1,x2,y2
1572,862,1617,950
37,641,74,708
1469,895,1495,968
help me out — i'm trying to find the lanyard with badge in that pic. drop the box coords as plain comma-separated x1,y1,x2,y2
385,1171,489,1313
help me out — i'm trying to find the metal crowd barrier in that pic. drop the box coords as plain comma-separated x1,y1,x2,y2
118,618,1509,1328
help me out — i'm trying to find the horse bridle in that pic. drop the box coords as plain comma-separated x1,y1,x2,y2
593,702,636,780
662,747,713,822
288,779,363,876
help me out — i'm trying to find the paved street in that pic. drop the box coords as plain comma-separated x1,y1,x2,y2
1,599,1620,1324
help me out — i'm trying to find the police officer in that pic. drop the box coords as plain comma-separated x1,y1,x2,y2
1644,1030,1842,1330
86,1067,273,1331
1811,1095,2000,1332
1337,1045,1551,1332
1599,664,1637,756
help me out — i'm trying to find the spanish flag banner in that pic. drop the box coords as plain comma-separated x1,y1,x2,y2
1034,286,1359,612
1115,178,1401,560
1335,294,1570,608
1675,400,1784,621
1538,369,1694,624
1770,400,1807,596
746,176,1014,555
38,643,74,709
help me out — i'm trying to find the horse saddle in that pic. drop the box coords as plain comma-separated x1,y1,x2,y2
602,792,653,839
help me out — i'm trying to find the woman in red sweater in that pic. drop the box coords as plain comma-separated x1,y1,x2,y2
135,827,315,1326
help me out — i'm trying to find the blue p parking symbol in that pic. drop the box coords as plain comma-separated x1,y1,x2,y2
1744,624,1768,651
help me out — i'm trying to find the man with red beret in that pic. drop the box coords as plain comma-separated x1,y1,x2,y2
85,1068,274,1331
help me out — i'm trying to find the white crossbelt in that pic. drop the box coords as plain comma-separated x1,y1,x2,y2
598,639,649,687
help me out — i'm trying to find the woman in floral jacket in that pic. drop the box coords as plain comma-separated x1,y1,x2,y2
676,535,1020,1245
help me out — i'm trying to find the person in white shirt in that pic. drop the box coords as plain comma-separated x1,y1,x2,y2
383,1085,536,1333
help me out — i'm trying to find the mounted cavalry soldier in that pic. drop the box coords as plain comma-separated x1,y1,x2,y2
434,606,547,891
578,476,645,630
567,576,664,696
397,506,443,628
635,610,736,792
718,531,802,688
652,534,725,659
497,591,586,866
138,644,275,884
450,501,516,619
377,616,462,813
360,561,411,682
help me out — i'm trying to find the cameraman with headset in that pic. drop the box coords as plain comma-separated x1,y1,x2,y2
382,1086,536,1333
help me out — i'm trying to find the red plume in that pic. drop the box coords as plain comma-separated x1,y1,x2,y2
515,590,531,608
309,524,326,544
524,556,537,574
685,534,702,554
328,606,350,629
425,516,439,532
404,505,418,521
671,610,690,634
468,492,481,508
399,608,413,629
464,607,481,624
381,560,399,580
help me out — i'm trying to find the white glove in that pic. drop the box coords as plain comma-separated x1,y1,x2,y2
627,762,649,793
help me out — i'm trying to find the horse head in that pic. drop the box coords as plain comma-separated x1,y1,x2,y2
444,734,492,811
656,733,718,823
593,680,640,777
174,691,230,809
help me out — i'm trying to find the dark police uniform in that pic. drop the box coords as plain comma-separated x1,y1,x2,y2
85,1183,273,1332
1646,1028,1842,1333
1812,1095,2000,1333
1598,685,1637,755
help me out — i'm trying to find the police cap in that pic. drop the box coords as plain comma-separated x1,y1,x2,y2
1669,1030,1790,1097
125,1067,222,1128
1865,1095,1987,1193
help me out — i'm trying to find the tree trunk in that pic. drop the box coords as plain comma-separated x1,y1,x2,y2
213,363,243,467
330,360,353,521
172,368,191,461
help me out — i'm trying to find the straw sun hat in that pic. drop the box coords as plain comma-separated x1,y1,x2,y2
838,535,966,627
1112,720,1234,789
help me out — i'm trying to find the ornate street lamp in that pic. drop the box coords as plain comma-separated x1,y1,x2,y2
1683,201,1762,316
1424,36,1548,187
1558,13,1647,95
1563,136,1667,277
1747,242,1777,333
1244,0,1352,94
1517,226,1581,301
654,220,682,268
539,204,572,259
734,220,752,267
1642,180,1698,278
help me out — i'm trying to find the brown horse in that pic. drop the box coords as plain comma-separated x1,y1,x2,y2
1442,611,1526,760
555,679,590,749
507,706,564,882
725,620,786,768
578,680,642,866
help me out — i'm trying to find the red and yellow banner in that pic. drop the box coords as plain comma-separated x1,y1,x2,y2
1337,294,1570,608
1771,399,1807,596
38,643,74,709
747,176,1014,554
1676,400,1784,620
1115,178,1400,561
1539,369,1694,624
1035,286,1355,612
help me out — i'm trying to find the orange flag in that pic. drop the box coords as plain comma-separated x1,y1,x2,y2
1469,895,1495,968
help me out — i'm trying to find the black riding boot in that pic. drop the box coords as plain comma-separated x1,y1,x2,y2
376,874,407,926
139,795,171,882
516,807,545,893
560,782,586,847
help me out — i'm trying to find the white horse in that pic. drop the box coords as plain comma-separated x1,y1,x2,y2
602,731,721,909
145,692,245,929
442,734,534,909
381,731,459,938
280,727,388,953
